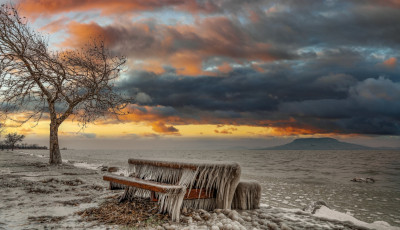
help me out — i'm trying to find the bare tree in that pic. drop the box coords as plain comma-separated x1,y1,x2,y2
0,5,129,164
4,132,25,151
0,120,3,150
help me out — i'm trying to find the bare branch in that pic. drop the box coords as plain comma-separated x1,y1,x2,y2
0,4,131,164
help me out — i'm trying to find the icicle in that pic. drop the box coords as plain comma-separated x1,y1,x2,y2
231,180,261,210
157,187,186,222
122,186,151,201
109,181,125,190
182,198,216,210
129,164,184,185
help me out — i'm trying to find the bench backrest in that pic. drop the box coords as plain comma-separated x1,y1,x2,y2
128,158,197,170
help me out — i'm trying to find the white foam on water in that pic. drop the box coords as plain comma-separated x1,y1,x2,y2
314,206,400,230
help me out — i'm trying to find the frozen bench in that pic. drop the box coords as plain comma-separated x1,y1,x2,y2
103,158,240,221
104,158,260,221
126,158,241,210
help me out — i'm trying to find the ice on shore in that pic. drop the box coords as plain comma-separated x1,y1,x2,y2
158,204,400,230
314,205,400,230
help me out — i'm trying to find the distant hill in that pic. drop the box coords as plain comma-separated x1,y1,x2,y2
263,138,372,150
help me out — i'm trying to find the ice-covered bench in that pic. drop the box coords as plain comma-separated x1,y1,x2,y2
104,158,241,221
126,158,241,210
104,158,261,221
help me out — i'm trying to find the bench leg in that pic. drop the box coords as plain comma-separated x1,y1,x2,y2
150,191,157,202
119,187,130,203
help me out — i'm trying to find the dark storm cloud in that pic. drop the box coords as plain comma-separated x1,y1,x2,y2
245,1,400,49
118,59,400,134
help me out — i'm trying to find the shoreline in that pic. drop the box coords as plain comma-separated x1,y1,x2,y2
1,150,399,230
0,150,118,229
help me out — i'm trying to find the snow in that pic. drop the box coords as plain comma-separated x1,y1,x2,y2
314,206,400,230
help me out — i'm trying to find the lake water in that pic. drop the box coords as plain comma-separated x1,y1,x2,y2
22,149,400,227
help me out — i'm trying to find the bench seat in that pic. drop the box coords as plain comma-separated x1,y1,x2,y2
103,175,184,194
104,174,215,200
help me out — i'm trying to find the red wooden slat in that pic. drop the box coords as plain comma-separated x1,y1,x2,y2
103,175,184,194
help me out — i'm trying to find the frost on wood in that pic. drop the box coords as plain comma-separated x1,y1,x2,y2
231,180,261,210
125,158,241,218
110,181,125,190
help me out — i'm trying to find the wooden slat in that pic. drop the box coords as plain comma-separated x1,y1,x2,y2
103,175,184,194
184,188,215,200
128,158,198,170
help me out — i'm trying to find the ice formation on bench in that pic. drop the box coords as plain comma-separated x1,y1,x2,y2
120,182,186,221
127,158,241,212
158,190,186,221
182,198,217,210
231,180,261,210
110,181,125,190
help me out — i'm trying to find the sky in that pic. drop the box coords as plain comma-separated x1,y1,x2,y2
1,0,400,149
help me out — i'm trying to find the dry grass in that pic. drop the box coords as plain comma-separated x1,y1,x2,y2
77,195,169,228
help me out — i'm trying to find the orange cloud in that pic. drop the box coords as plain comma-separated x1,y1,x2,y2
270,127,318,136
18,0,188,17
383,57,397,68
169,51,204,75
135,60,166,75
57,16,277,75
61,21,113,47
214,127,238,134
93,105,187,135
151,121,180,134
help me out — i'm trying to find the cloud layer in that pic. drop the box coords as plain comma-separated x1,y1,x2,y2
13,0,400,136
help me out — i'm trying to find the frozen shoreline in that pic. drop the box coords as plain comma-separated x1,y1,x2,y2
1,150,399,230
0,150,116,229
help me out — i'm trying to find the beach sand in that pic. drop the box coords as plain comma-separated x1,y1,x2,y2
1,150,398,230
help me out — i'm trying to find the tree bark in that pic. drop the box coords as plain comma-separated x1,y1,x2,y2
49,120,62,164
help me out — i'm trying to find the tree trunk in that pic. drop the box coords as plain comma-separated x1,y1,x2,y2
49,120,62,164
